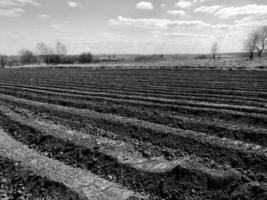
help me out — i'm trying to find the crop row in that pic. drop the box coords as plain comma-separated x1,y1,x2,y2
0,94,266,174
3,78,267,97
1,86,267,129
0,106,245,199
0,128,140,200
0,88,267,146
1,82,267,107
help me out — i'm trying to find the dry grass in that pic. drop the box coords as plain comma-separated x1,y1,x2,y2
6,57,267,71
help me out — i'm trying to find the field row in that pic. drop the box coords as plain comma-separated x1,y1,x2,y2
1,95,266,171
4,78,267,95
0,68,267,199
2,82,267,107
0,84,267,145
0,95,266,199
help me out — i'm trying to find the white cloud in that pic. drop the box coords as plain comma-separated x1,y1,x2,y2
0,1,19,7
50,23,69,31
136,1,154,10
214,4,267,18
67,1,78,8
167,10,186,16
164,32,211,38
0,0,40,7
38,14,50,19
234,15,267,27
167,20,209,28
194,5,221,14
0,0,39,17
160,4,166,8
109,16,209,29
212,24,233,30
15,0,40,6
175,0,204,9
192,0,205,2
0,7,24,17
176,0,192,8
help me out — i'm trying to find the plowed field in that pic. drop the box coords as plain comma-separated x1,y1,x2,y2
0,68,266,200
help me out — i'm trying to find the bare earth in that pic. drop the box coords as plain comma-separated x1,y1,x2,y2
0,67,267,200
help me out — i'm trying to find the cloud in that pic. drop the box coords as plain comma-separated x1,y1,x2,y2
214,4,267,18
0,0,39,17
194,5,221,14
164,32,211,38
167,10,186,16
212,24,233,30
0,1,19,7
160,4,166,8
176,0,192,8
0,7,24,17
38,14,51,19
50,23,70,32
175,0,204,9
109,16,209,29
0,0,40,7
167,20,209,28
234,15,267,28
136,1,154,10
15,0,39,6
67,1,78,8
195,4,267,19
194,0,205,2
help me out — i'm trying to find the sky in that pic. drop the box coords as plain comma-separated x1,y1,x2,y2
0,0,267,55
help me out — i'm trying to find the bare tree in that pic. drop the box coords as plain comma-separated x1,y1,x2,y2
55,41,67,55
36,43,53,64
18,49,36,65
245,31,259,60
78,52,93,63
0,55,8,68
211,42,218,60
255,26,267,57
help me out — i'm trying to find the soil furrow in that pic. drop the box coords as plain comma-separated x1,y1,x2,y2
0,94,266,174
0,109,243,200
2,88,267,129
0,156,84,200
1,85,267,146
2,82,267,107
3,78,267,99
0,129,141,200
1,83,267,109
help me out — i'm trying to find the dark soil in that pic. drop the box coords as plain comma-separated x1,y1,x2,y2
1,87,267,147
1,99,266,175
1,88,267,129
0,112,242,200
0,156,83,200
0,68,267,200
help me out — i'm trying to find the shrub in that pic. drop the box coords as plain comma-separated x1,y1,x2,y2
195,54,209,59
78,52,93,63
19,49,37,65
0,55,8,68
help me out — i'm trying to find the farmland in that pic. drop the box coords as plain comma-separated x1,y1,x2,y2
0,67,267,200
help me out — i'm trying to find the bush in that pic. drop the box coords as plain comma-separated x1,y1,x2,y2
19,49,37,65
0,55,8,68
135,55,165,62
78,53,93,63
195,54,209,59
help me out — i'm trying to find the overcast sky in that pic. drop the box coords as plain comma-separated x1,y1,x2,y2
0,0,267,54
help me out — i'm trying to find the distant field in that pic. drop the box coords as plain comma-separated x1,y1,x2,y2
10,57,267,70
0,68,266,199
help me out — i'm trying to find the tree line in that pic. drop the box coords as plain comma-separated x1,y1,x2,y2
245,26,267,60
1,27,267,68
0,41,93,68
209,26,267,61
